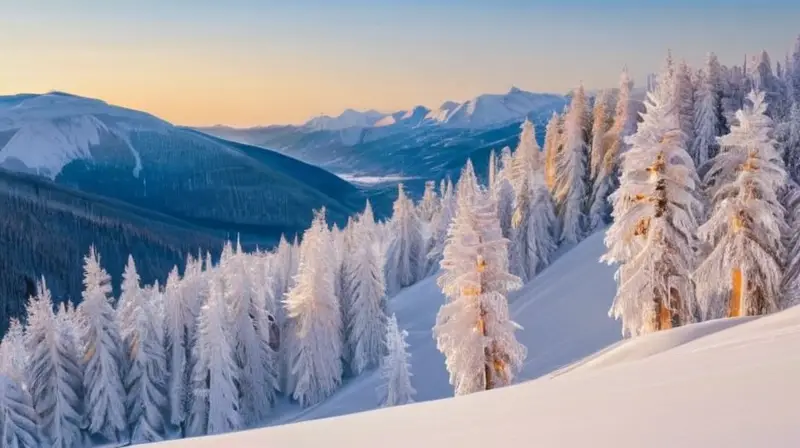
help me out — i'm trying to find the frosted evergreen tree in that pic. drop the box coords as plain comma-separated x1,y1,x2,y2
778,102,800,181
791,35,800,105
75,246,127,443
509,119,541,192
695,91,787,319
782,182,800,308
487,150,499,194
554,85,589,244
590,68,636,231
0,374,40,448
677,60,696,147
751,50,788,120
0,319,27,386
377,314,415,407
428,178,456,275
510,174,557,283
589,90,611,183
223,249,279,425
386,184,425,294
117,256,168,443
434,187,525,395
187,272,242,436
602,80,702,337
344,207,389,375
163,266,193,430
284,209,343,407
692,61,722,169
543,112,562,192
417,180,441,223
493,155,516,240
25,279,83,448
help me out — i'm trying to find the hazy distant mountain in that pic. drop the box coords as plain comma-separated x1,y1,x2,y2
195,87,567,197
0,92,367,243
304,108,387,131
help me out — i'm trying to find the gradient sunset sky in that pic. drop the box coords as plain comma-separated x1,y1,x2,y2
1,0,798,127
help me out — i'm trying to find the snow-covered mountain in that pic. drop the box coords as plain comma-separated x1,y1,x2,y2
161,231,800,447
425,87,566,128
295,87,567,132
0,92,170,178
304,108,387,131
0,92,369,244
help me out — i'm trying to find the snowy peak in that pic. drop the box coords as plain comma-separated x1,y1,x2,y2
301,88,567,132
0,92,171,178
425,88,567,128
304,109,387,131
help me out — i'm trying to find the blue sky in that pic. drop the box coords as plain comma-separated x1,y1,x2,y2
1,0,798,125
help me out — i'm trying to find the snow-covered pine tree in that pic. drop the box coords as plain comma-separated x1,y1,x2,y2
602,79,702,337
509,119,541,192
554,85,589,244
487,150,499,194
434,187,526,395
284,209,343,407
791,35,800,105
418,180,441,223
25,279,83,447
386,184,425,295
344,205,389,376
781,182,800,308
377,314,415,407
187,271,242,436
163,265,193,431
677,60,696,147
427,178,457,275
695,91,787,319
223,246,279,425
779,102,800,181
0,374,40,448
590,68,636,232
510,171,557,283
543,112,562,192
117,256,168,443
76,246,127,443
589,90,611,184
0,319,27,386
692,58,722,169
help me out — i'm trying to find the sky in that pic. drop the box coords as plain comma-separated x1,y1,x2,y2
1,0,799,127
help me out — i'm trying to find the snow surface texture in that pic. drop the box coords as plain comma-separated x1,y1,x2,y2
300,88,566,131
0,92,170,178
159,304,800,447
157,231,800,447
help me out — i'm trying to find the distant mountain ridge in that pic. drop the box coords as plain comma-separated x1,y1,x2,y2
0,92,368,244
290,87,566,131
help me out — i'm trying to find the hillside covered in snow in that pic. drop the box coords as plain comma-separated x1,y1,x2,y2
159,300,800,447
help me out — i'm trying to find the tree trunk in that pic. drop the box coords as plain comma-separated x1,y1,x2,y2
728,267,743,317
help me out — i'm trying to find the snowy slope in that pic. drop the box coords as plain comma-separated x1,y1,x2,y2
0,92,169,178
156,230,800,447
158,303,800,447
153,230,619,443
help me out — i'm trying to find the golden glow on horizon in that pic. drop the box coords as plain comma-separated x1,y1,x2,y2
0,43,501,127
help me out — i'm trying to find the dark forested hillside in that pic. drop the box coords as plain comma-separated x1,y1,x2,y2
0,168,223,334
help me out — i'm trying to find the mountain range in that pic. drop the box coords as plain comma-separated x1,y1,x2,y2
197,87,569,196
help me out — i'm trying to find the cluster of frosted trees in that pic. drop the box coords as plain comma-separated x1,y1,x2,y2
603,37,800,337
0,202,416,446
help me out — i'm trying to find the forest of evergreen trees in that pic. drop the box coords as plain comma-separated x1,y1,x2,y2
1,36,800,447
